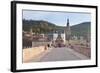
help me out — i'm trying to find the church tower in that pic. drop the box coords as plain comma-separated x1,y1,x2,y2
65,18,71,41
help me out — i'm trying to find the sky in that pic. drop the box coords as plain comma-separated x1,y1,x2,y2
23,10,91,26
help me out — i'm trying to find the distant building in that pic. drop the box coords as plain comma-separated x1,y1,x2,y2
72,36,78,40
23,18,71,48
51,18,71,46
52,30,66,47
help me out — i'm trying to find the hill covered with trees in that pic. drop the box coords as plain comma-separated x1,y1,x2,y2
71,22,91,37
23,19,91,37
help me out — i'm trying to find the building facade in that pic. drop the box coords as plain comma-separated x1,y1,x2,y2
23,18,71,48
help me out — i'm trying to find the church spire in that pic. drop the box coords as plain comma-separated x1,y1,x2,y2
65,18,71,41
67,18,69,27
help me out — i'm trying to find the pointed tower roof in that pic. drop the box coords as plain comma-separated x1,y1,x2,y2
67,18,69,27
55,34,64,42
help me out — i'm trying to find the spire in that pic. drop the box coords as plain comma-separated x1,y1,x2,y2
65,18,71,41
67,18,69,27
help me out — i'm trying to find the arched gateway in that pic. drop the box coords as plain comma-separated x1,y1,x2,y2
52,18,71,47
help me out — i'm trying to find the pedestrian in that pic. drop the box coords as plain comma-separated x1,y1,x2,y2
47,44,50,47
44,45,47,50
